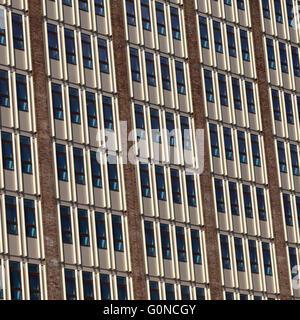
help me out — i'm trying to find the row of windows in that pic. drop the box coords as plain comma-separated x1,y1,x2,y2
220,235,274,276
222,0,245,10
126,0,182,40
59,205,124,251
129,48,186,94
0,260,42,300
139,163,197,206
47,23,110,72
144,220,202,264
55,144,119,190
1,132,33,174
266,37,300,77
198,16,251,62
209,124,262,167
0,70,28,111
49,0,105,17
203,69,256,113
214,178,269,220
224,291,274,300
51,83,114,127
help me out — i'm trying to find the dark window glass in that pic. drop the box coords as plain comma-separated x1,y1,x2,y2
95,212,106,249
292,46,300,77
145,52,156,86
277,141,287,173
223,127,233,160
251,134,261,166
196,288,205,300
65,269,76,300
82,271,94,300
140,163,151,198
9,261,22,300
65,28,76,64
166,112,175,146
279,42,288,73
243,185,253,218
262,0,270,18
126,0,136,25
266,38,276,69
117,277,127,300
248,240,259,273
60,205,72,244
0,8,6,46
218,73,228,106
149,281,159,300
175,61,185,94
191,229,202,264
28,264,41,300
229,182,239,215
274,0,283,23
16,74,28,111
170,7,180,39
289,247,297,279
2,131,13,170
98,38,109,73
204,69,214,102
0,69,9,107
160,224,171,259
47,23,59,60
160,56,170,90
262,242,272,275
12,14,24,50
112,215,123,251
220,235,231,269
155,165,166,200
52,83,63,120
171,169,181,204
73,147,85,184
56,144,68,181
130,47,140,82
79,0,88,11
69,87,80,123
24,199,36,238
86,91,97,128
215,179,225,212
234,237,245,271
135,104,146,139
232,77,241,109
141,0,151,30
78,209,89,246
283,193,293,226
165,283,174,300
181,285,190,300
81,33,92,69
246,81,255,113
240,30,250,61
199,16,209,48
156,2,166,35
213,21,222,53
108,161,119,191
91,151,102,188
186,173,196,206
256,188,266,220
20,136,32,174
100,274,110,300
238,131,247,163
145,221,155,257
103,96,113,130
272,89,281,121
6,196,17,235
209,123,219,157
290,144,299,176
176,226,186,262
95,0,105,16
284,93,294,124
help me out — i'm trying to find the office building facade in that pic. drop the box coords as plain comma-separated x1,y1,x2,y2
0,0,299,300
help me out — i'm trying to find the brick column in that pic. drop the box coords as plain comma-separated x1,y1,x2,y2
183,0,223,300
109,0,147,300
249,0,291,299
28,0,63,299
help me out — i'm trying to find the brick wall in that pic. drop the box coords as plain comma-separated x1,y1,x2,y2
28,0,63,300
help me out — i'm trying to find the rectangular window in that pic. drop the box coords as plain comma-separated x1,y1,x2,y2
0,8,6,46
220,235,231,269
171,169,181,204
262,0,270,18
180,116,191,150
24,199,36,238
112,215,123,251
289,247,297,279
290,144,299,176
56,144,68,181
140,163,150,197
79,0,88,11
283,193,293,226
277,141,287,173
95,0,105,16
156,2,166,35
266,38,276,69
243,185,253,218
90,151,102,187
223,127,233,160
108,162,119,191
6,196,17,235
149,281,159,300
166,112,175,146
12,13,24,50
204,69,214,102
0,69,9,107
160,224,171,259
238,131,247,163
240,30,250,61
81,33,92,69
186,174,196,206
209,123,219,157
73,148,85,184
279,42,288,73
199,16,209,49
16,74,28,111
82,272,94,300
248,240,259,273
175,61,185,94
151,108,161,142
117,277,127,300
196,288,205,300
274,0,283,23
181,285,190,300
215,179,225,212
86,91,97,128
251,134,261,166
145,52,156,86
135,104,146,139
47,23,59,60
2,131,13,170
246,81,255,113
126,0,136,25
144,221,155,257
284,93,294,124
155,165,166,200
191,229,202,264
60,205,72,244
98,38,109,73
232,77,241,109
229,182,239,216
227,25,236,56
20,136,32,174
165,283,174,300
262,242,272,275
256,188,266,220
78,209,89,246
213,21,223,53
234,237,245,271
100,274,110,300
176,226,186,262
292,46,300,77
9,261,22,300
170,7,180,40
218,73,228,106
69,87,80,124
160,56,171,90
297,197,300,229
224,0,231,5
65,28,76,64
28,264,41,300
272,89,281,121
130,47,140,82
95,212,106,249
237,0,245,9
141,0,151,30
65,269,76,300
103,96,113,130
52,83,63,120
62,0,72,5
